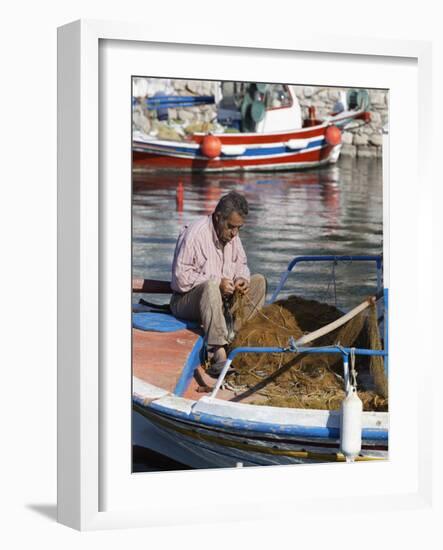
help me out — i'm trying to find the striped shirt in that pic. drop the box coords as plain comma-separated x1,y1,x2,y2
171,215,250,293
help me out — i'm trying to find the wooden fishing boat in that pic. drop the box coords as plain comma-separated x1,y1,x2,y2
132,255,388,469
132,84,371,173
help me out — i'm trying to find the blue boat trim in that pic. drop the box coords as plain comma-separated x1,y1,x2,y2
384,288,389,377
173,335,205,396
134,404,388,456
132,311,199,332
148,400,388,441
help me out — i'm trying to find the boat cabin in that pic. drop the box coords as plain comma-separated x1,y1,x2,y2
217,82,302,133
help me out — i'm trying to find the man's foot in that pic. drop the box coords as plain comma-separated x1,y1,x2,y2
206,345,230,378
206,360,228,378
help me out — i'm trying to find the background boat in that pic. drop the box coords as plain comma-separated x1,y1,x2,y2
133,84,371,172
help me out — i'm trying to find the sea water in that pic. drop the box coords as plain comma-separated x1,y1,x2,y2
132,156,383,312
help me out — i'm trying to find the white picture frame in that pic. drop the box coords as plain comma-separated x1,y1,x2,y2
57,19,433,531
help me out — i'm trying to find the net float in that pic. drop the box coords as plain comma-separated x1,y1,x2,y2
200,135,221,158
325,124,342,146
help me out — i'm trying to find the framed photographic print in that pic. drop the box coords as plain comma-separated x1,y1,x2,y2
57,19,433,530
131,75,388,474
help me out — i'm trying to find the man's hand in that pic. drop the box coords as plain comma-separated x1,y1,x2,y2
235,278,250,295
220,277,235,296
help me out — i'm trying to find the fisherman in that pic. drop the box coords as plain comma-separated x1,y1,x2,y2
170,191,266,376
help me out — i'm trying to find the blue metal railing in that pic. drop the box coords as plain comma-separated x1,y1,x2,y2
383,288,389,377
227,344,387,361
270,255,383,303
211,343,387,398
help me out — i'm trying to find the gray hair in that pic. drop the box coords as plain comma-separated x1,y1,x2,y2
214,191,249,219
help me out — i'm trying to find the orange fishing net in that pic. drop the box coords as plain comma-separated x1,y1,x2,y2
227,294,388,412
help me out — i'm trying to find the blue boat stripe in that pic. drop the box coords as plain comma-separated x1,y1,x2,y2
134,138,326,158
148,401,388,441
240,139,324,157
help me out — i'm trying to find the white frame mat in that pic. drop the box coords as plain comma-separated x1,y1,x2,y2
57,19,433,531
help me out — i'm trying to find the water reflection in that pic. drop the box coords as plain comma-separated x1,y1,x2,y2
132,156,383,310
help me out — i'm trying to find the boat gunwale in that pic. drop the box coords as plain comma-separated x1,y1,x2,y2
132,108,368,148
132,378,388,442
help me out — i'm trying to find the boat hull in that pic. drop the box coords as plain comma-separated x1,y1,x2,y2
132,386,388,469
133,125,342,173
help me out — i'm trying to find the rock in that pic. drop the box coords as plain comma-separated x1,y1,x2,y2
353,134,369,146
201,108,216,123
177,109,196,122
370,111,382,125
168,108,178,120
182,80,216,96
357,146,376,158
174,80,187,92
342,131,354,145
199,105,216,117
369,134,384,146
293,88,304,102
328,89,341,101
200,81,216,95
185,80,202,95
359,126,371,135
369,91,386,107
340,144,357,158
132,78,149,99
133,105,151,134
184,121,217,134
145,80,171,97
156,123,184,141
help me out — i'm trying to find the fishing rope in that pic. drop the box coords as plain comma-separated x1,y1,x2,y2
322,260,338,305
321,258,357,306
350,347,358,388
332,261,337,307
238,292,293,333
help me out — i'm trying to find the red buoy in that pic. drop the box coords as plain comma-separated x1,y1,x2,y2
325,125,342,146
200,135,221,158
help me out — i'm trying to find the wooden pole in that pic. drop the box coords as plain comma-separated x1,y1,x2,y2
295,296,377,346
132,279,172,293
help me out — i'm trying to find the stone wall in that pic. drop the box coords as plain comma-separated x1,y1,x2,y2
132,78,388,158
132,78,219,141
291,85,388,158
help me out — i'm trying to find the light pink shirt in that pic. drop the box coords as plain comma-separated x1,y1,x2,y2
171,215,250,293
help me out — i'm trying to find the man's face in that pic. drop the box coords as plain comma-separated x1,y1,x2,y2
214,211,245,244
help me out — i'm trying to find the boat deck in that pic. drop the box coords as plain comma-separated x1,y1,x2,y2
133,326,245,402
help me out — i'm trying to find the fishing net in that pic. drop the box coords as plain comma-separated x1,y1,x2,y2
227,293,388,412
